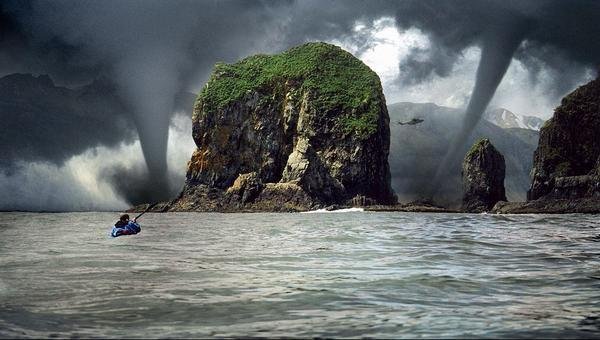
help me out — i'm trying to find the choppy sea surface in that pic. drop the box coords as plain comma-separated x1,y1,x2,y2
1,212,600,338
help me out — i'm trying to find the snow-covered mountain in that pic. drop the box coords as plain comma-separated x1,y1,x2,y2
484,107,545,131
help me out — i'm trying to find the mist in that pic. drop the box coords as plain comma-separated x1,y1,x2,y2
2,0,600,209
0,113,195,211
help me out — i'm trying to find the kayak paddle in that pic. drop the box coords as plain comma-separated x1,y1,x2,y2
134,202,159,221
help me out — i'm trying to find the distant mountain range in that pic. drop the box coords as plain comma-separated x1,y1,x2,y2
484,107,545,131
388,102,540,207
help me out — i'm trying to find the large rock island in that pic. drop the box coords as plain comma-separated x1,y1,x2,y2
494,76,600,213
528,77,600,201
167,42,396,212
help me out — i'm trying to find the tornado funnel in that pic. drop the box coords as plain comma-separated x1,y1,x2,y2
115,54,179,203
429,20,531,198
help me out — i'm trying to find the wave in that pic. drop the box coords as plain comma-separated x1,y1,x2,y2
301,207,365,213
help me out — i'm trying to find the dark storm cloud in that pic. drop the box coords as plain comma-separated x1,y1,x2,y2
1,0,302,203
2,0,600,206
0,74,134,172
23,0,332,200
399,46,460,85
393,0,600,81
388,0,600,198
514,42,595,99
0,2,103,84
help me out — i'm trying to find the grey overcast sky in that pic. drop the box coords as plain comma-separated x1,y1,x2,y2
0,0,598,210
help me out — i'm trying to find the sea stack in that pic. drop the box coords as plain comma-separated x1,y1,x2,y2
528,77,600,201
169,42,396,212
462,138,507,212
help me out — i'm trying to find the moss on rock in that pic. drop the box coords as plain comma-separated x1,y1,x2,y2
169,42,396,211
198,42,383,139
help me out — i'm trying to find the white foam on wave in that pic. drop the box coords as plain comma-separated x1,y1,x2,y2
302,207,365,214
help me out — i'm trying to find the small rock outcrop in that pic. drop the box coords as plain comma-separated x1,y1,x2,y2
461,139,507,212
528,77,600,201
169,42,396,212
387,102,538,207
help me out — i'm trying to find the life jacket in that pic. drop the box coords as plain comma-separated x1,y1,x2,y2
111,221,141,238
115,220,128,228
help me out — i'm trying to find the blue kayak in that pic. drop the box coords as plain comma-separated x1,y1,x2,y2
110,221,141,238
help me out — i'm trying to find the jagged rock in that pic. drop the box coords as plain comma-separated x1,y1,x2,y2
226,172,264,204
492,198,600,214
594,156,600,175
529,77,600,200
280,137,345,201
170,42,396,212
461,139,507,212
405,198,440,208
492,77,600,214
252,183,316,212
351,195,377,206
550,175,600,199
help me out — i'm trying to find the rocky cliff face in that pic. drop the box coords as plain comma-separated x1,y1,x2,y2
170,42,396,212
528,77,600,201
462,139,507,212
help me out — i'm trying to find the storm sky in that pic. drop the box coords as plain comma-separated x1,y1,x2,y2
0,0,597,210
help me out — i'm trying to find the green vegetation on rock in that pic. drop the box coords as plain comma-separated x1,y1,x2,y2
466,138,489,159
198,42,383,138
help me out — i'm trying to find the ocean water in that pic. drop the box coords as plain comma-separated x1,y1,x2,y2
1,211,600,338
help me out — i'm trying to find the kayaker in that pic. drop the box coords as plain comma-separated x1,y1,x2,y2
110,204,154,238
114,214,136,228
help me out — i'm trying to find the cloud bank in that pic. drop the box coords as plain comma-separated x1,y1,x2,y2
1,0,598,209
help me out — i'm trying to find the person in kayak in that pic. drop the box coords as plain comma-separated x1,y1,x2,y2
110,205,155,238
114,214,136,228
111,214,141,237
